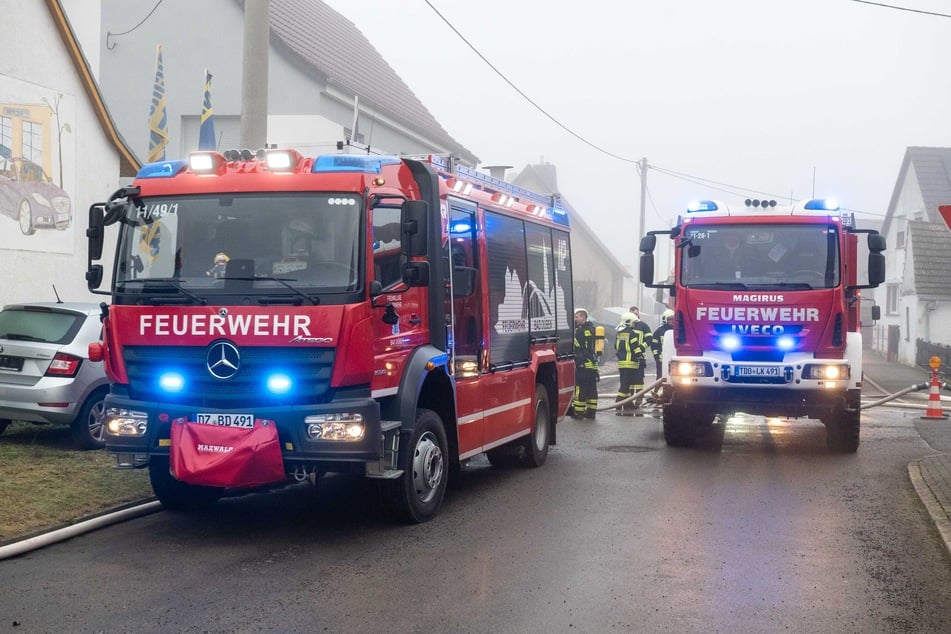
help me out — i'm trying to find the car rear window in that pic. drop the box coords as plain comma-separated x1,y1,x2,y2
0,308,85,344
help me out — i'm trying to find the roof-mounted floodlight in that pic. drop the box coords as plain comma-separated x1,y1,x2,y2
265,148,304,172
188,152,227,175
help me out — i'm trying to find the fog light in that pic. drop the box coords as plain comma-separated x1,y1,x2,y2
305,413,365,441
105,408,149,436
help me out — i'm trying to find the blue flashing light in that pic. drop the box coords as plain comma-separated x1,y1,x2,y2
777,336,796,351
720,334,741,351
450,221,472,234
137,160,189,179
804,198,839,211
687,200,719,213
266,373,293,395
312,155,401,174
158,372,185,393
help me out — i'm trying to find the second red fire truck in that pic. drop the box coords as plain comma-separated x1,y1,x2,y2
86,149,575,522
640,198,885,452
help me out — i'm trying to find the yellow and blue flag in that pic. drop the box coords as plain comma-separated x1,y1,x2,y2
147,44,168,163
199,70,216,151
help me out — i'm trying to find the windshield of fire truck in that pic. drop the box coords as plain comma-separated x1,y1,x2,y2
114,193,361,292
680,223,840,289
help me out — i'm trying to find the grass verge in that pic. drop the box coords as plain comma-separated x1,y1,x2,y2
0,421,153,546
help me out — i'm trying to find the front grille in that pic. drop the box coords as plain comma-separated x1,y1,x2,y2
123,345,335,408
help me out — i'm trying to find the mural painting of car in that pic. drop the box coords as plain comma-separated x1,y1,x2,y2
0,157,72,235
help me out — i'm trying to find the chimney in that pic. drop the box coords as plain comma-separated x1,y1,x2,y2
482,164,513,180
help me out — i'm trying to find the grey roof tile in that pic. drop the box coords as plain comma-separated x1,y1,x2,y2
268,0,476,162
908,220,951,298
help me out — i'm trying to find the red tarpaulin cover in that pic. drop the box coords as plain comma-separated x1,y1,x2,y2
170,418,286,488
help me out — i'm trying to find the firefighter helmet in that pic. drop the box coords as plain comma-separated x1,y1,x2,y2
662,309,674,324
574,307,589,319
617,311,637,330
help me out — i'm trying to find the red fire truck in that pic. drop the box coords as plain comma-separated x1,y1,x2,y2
85,150,575,522
639,198,885,452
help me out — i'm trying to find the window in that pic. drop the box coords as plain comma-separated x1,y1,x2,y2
895,218,906,249
886,283,899,315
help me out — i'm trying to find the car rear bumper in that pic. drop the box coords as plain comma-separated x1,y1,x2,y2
0,377,102,424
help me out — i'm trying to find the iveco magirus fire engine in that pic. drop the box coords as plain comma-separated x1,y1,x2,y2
85,149,575,522
639,198,885,451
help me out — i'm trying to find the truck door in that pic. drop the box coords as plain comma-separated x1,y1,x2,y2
447,201,484,455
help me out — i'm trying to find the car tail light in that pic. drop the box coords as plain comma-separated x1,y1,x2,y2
45,352,82,378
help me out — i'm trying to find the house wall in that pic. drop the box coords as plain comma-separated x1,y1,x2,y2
0,1,121,306
97,0,452,162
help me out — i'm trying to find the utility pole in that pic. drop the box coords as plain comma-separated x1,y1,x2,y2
637,156,648,311
240,0,270,150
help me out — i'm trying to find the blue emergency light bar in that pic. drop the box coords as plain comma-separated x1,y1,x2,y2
312,154,401,174
137,160,189,179
804,198,839,211
686,200,719,212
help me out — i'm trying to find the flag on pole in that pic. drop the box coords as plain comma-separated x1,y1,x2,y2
147,44,169,163
199,70,216,151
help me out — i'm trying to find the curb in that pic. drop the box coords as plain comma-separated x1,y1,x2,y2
908,458,951,557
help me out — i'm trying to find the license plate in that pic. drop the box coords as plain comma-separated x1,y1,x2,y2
735,366,782,377
195,412,255,428
0,355,23,371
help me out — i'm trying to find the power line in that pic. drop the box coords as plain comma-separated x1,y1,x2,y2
424,0,889,219
423,0,639,165
850,0,951,18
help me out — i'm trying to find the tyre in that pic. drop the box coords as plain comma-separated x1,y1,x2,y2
384,408,448,523
18,199,35,235
70,388,107,450
0,419,10,436
521,384,550,467
149,456,223,510
825,408,860,453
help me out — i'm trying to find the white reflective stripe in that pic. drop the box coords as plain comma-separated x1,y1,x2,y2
459,429,531,460
372,387,399,398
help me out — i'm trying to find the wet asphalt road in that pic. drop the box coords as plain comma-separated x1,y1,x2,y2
3,394,951,632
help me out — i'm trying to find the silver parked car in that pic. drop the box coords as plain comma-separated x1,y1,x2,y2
0,302,108,449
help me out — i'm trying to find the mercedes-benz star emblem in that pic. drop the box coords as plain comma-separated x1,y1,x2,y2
206,341,240,380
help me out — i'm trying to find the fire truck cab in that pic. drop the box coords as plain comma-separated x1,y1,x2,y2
86,149,576,522
640,198,885,452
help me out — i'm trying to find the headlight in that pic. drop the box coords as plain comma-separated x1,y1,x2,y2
105,408,149,436
673,361,713,378
305,413,365,441
802,364,849,380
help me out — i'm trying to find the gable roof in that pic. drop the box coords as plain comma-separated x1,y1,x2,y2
514,163,632,277
882,147,951,235
46,0,138,176
907,220,951,299
268,0,477,164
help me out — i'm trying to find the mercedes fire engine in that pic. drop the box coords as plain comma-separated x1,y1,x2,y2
639,198,885,451
85,149,575,522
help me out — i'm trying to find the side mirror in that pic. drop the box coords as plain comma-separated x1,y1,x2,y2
401,200,429,258
867,233,886,253
871,304,881,321
87,204,105,261
639,253,655,286
639,234,656,253
868,252,885,286
86,266,103,291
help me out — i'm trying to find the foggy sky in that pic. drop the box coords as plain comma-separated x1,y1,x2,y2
323,0,951,266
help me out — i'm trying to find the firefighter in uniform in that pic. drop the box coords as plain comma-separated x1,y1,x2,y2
615,311,653,416
572,308,600,419
649,309,674,403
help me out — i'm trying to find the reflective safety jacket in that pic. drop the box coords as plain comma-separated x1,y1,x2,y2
574,320,599,370
616,320,652,369
651,323,672,361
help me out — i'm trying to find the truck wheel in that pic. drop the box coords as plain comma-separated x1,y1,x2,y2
486,384,551,468
70,388,107,450
385,408,448,523
0,419,10,436
521,384,550,467
149,457,223,510
663,405,698,447
825,409,860,453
